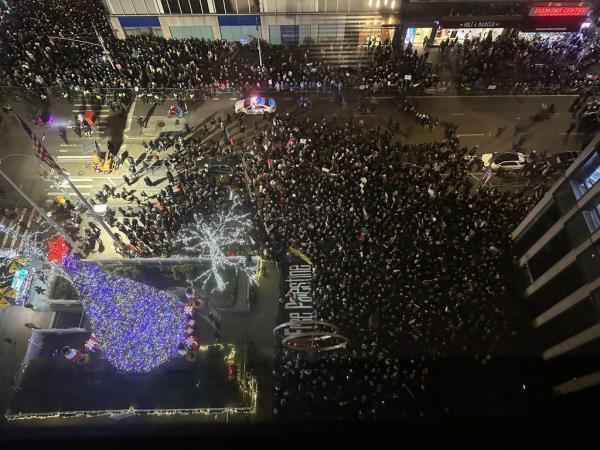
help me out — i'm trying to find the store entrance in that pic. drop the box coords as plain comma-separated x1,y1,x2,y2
432,27,504,46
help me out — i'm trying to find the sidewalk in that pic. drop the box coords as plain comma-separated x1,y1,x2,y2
0,305,52,416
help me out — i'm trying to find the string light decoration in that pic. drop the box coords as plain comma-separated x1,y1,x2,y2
174,207,258,291
6,343,258,421
0,225,72,304
62,255,187,373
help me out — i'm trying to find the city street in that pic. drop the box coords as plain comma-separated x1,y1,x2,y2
0,92,588,207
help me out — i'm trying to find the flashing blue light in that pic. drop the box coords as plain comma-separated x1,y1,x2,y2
255,96,264,105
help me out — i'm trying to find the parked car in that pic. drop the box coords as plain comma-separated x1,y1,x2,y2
481,152,527,171
544,151,580,170
235,96,276,115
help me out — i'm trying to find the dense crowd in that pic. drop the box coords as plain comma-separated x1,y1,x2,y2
1,0,598,98
451,31,600,92
238,112,542,418
1,0,598,420
0,0,435,96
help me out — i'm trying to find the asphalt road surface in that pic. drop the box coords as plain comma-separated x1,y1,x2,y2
0,92,590,211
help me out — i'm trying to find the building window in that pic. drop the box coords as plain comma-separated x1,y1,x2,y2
249,0,260,12
570,149,600,199
180,0,192,13
161,0,171,13
190,0,203,12
224,0,236,12
236,0,250,13
577,243,600,283
168,0,181,14
215,0,226,13
580,192,600,235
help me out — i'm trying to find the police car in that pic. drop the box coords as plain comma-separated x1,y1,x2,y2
234,96,276,116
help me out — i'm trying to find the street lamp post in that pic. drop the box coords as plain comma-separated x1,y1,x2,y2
0,154,85,256
256,17,263,67
48,26,116,70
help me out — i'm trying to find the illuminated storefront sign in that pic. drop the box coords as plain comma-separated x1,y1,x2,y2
530,5,590,17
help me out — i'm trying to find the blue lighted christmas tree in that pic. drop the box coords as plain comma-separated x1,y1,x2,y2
62,256,186,373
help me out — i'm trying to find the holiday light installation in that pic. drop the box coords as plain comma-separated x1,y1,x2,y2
62,255,186,373
6,343,258,421
0,225,71,305
174,207,258,291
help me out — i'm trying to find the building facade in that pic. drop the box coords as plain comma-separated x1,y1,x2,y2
101,0,592,46
512,134,600,403
102,0,400,45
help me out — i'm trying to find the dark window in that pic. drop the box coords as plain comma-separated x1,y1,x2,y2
565,211,591,249
577,244,600,283
526,262,584,318
528,229,572,281
554,179,577,215
224,0,236,13
161,0,171,13
180,0,191,13
215,0,225,13
190,0,202,12
513,201,561,258
168,0,181,14
533,295,598,354
201,0,209,13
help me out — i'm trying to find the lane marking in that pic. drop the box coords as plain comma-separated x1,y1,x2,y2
60,144,79,147
56,155,92,160
450,113,465,116
72,184,93,188
69,178,94,181
457,133,485,137
557,132,586,136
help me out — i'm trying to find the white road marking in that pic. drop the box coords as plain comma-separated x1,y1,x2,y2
69,178,94,181
56,155,92,160
557,132,585,136
457,133,485,137
60,144,79,147
450,113,465,116
72,184,93,188
212,98,219,100
48,192,75,196
58,149,69,153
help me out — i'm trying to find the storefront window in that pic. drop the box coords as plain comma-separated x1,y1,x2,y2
432,27,504,46
405,27,432,47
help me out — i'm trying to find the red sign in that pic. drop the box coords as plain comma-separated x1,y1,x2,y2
530,5,590,17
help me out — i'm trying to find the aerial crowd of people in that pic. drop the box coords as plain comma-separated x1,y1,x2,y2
1,0,599,98
0,0,599,419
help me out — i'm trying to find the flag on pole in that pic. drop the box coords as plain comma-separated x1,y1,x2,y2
480,167,493,187
12,113,62,172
